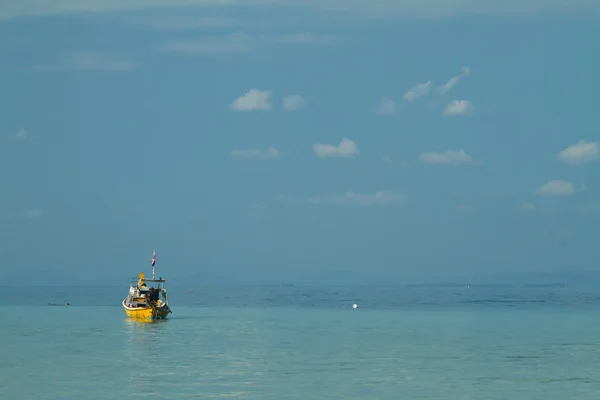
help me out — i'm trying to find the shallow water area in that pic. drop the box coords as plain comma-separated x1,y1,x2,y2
2,285,600,399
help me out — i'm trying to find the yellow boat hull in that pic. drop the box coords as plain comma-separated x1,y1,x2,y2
122,300,170,321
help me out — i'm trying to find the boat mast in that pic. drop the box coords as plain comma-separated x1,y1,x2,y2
151,250,156,280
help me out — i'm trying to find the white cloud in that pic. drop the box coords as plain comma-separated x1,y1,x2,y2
1,1,595,22
313,138,359,158
32,52,135,71
230,147,279,158
161,32,337,56
377,97,396,115
403,81,432,102
522,202,536,212
276,33,337,45
419,149,472,165
557,140,598,165
161,33,253,55
537,179,575,197
309,190,407,206
15,127,27,140
283,95,305,111
456,204,474,214
443,100,474,116
127,15,236,30
23,209,42,219
230,89,272,111
439,66,470,95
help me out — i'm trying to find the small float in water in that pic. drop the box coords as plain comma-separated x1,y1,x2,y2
122,251,172,321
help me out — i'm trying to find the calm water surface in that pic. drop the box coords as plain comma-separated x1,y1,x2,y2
2,285,600,399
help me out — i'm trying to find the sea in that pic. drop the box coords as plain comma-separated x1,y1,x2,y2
2,284,600,399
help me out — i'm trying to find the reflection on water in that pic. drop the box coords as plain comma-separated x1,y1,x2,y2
5,296,600,399
123,317,169,330
118,310,269,397
123,318,170,344
122,318,171,394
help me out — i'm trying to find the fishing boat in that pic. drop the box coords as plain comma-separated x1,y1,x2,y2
122,251,172,321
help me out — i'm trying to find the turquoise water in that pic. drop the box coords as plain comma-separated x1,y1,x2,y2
2,286,600,399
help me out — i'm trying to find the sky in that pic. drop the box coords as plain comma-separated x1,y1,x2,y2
1,1,599,286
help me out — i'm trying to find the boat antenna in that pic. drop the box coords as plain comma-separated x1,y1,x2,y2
151,250,156,280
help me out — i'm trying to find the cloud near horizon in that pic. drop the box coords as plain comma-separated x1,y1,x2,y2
313,138,359,158
403,81,432,102
283,95,305,111
439,66,471,95
230,89,272,111
309,190,408,206
443,100,474,116
557,140,598,165
419,149,473,165
377,97,396,115
161,33,254,56
1,1,596,22
276,32,338,45
402,66,471,106
31,52,136,71
537,180,575,197
522,203,536,212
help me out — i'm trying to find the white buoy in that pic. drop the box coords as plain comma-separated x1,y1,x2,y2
352,303,358,309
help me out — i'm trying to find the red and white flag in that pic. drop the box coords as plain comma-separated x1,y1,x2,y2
151,251,156,267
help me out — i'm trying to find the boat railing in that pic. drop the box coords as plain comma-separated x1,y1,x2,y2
130,277,166,283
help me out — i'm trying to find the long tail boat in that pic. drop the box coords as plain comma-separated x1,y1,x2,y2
122,251,172,321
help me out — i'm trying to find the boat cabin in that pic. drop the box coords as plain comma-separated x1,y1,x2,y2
125,273,169,309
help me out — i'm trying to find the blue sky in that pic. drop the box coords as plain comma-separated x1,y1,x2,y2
1,1,599,286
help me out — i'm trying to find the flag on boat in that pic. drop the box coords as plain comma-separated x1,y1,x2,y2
151,251,156,267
